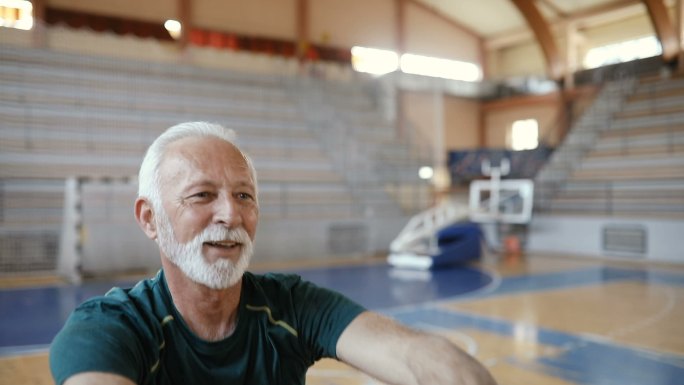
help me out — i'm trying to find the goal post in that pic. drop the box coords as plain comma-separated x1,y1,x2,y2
57,176,160,282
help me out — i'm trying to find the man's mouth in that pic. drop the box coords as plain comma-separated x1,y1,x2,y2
204,241,241,249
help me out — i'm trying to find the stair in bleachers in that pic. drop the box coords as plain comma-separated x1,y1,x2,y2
619,76,684,108
536,74,684,219
546,180,684,218
289,78,432,217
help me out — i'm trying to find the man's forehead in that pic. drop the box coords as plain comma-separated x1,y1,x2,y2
159,137,252,182
166,137,246,162
168,135,239,154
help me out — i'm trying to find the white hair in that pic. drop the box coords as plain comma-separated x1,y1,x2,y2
138,121,257,210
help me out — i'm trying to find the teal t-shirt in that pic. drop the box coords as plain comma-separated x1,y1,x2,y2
50,270,366,385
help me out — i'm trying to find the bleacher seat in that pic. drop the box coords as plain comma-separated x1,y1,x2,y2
535,74,684,219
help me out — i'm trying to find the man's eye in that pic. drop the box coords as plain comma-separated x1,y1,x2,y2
237,192,254,201
192,192,211,199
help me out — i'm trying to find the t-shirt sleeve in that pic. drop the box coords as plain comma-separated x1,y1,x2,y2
49,299,147,385
290,278,366,361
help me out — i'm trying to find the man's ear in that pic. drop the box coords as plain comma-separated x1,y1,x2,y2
135,198,157,240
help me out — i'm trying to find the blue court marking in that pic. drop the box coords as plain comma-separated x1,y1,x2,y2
284,263,493,310
0,280,138,353
388,307,684,385
637,269,684,287
533,344,682,385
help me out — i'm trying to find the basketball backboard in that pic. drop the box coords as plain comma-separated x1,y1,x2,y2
469,179,534,224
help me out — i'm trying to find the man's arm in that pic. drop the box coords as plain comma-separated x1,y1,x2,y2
63,372,136,385
336,311,497,385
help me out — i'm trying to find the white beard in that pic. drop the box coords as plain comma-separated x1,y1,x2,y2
155,208,253,289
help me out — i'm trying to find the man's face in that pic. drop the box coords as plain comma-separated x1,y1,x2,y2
154,137,259,289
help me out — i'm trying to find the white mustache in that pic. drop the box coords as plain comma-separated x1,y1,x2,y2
195,225,251,246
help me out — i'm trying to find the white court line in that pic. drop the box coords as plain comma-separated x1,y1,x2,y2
606,285,678,340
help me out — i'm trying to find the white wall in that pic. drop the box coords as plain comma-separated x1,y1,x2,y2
194,0,297,39
526,215,684,263
404,2,480,63
310,0,396,49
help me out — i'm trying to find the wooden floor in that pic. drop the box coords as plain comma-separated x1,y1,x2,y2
1,253,683,385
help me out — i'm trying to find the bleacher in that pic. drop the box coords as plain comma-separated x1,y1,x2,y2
0,40,430,273
1,46,347,190
535,74,684,219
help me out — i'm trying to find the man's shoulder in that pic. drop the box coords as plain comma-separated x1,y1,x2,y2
74,272,165,322
242,271,344,306
51,273,167,385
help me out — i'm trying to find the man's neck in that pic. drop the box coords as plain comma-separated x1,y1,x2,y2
162,259,242,342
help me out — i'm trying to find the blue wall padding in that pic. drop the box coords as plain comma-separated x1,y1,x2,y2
431,222,482,268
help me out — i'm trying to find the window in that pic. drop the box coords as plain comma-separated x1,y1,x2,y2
0,0,33,30
351,46,482,81
351,46,399,75
583,36,662,69
510,119,538,151
400,53,481,82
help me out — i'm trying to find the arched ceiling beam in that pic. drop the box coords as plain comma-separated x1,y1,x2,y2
487,1,643,51
642,0,679,62
537,0,568,18
510,0,564,79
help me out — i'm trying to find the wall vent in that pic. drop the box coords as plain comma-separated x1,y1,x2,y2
602,224,647,256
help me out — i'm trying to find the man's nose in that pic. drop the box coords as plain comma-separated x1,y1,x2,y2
214,196,242,228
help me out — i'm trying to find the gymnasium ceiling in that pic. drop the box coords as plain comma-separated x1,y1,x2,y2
414,0,653,46
409,0,680,79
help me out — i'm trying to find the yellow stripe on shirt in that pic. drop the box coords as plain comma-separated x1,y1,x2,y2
150,315,175,373
246,305,298,337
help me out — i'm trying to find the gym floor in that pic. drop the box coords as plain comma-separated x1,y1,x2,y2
1,253,683,385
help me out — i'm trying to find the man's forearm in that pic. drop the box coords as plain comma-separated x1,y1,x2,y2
405,334,497,385
63,372,137,385
336,311,497,385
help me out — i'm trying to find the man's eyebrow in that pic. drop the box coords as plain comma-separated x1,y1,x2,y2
182,180,255,192
181,180,216,194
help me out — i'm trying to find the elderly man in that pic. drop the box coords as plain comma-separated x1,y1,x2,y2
50,122,497,385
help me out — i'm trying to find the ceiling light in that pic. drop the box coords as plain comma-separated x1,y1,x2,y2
419,166,434,180
164,19,182,39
